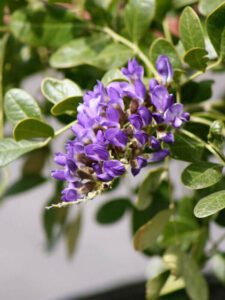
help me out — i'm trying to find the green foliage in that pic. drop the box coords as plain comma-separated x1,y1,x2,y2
124,0,156,43
4,89,42,125
194,190,225,218
179,7,205,51
183,48,208,71
96,198,131,224
164,247,209,300
181,162,223,189
136,167,166,210
146,270,170,300
14,118,54,140
133,209,171,251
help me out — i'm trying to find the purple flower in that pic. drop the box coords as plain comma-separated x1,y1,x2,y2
96,160,126,181
151,85,173,113
85,144,109,161
105,128,128,149
131,156,147,176
164,103,190,128
149,149,170,162
129,114,143,130
51,56,190,204
156,55,173,84
121,58,144,81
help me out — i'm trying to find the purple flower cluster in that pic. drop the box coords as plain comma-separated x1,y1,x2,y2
52,55,189,202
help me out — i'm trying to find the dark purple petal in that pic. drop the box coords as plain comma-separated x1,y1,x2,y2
121,58,144,81
104,160,126,177
135,131,148,145
150,136,161,149
149,149,170,162
61,187,79,202
105,128,128,148
66,158,77,172
134,79,146,100
156,55,173,84
85,144,109,161
131,156,147,176
152,113,165,124
161,132,174,144
129,114,143,130
151,85,172,112
149,79,159,91
138,106,152,126
51,170,66,181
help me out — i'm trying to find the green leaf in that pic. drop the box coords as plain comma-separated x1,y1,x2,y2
206,2,225,57
4,174,46,197
181,80,213,104
199,0,225,16
136,167,167,210
96,43,133,69
13,118,54,141
173,0,198,8
181,162,223,189
169,130,205,162
0,138,48,167
183,48,208,71
208,120,224,150
96,198,130,224
164,247,209,300
124,0,156,43
41,77,82,104
50,96,82,116
4,89,42,125
149,38,182,71
179,7,205,51
194,190,225,218
65,211,82,258
146,270,170,300
101,69,128,86
9,3,87,48
49,34,110,69
133,209,171,251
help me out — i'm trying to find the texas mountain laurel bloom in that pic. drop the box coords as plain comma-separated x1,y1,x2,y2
51,56,189,203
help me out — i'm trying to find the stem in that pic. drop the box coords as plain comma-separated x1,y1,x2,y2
102,26,158,77
0,33,9,139
208,232,225,256
182,57,223,85
55,120,77,136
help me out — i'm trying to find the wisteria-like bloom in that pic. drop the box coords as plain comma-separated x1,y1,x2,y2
52,55,190,203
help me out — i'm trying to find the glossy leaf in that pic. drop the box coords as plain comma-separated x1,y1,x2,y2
169,130,205,162
149,38,182,71
173,0,198,9
41,77,82,104
146,270,170,300
101,69,128,86
124,0,156,42
206,2,225,57
14,118,54,141
10,4,87,48
0,138,48,167
183,48,208,71
194,190,225,218
181,162,223,189
208,120,224,150
133,209,171,251
164,247,209,300
4,89,42,125
50,96,82,116
65,211,82,258
136,167,167,210
96,198,130,224
179,7,205,51
199,0,225,16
